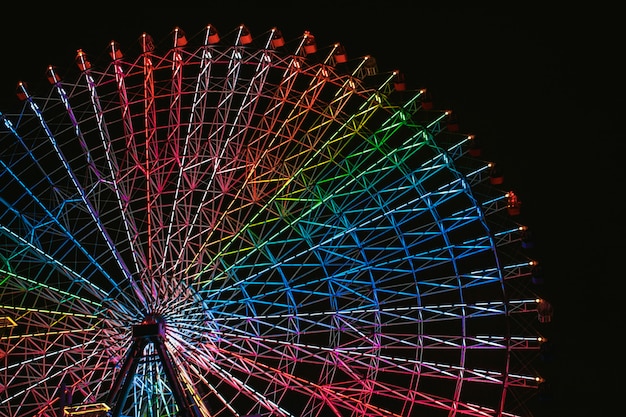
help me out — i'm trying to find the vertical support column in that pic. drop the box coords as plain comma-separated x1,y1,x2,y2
107,337,148,417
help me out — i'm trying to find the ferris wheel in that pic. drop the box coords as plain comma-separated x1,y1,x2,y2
0,24,551,417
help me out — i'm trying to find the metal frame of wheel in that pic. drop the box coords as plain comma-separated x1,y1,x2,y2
0,24,550,417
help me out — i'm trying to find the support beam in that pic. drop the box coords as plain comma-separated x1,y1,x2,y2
106,316,206,417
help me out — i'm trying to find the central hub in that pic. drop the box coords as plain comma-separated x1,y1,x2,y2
131,314,165,339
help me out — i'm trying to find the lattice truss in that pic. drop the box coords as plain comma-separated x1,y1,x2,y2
0,24,550,417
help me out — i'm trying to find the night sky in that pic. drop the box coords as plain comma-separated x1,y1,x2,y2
0,3,620,415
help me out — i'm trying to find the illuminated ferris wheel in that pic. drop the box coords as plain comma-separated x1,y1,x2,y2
0,24,551,417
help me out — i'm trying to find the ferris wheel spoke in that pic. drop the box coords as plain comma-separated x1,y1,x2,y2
0,114,144,315
197,98,470,292
187,53,353,285
174,49,278,282
0,224,123,308
203,340,408,417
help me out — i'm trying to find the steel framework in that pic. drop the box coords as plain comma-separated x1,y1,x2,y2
0,24,550,417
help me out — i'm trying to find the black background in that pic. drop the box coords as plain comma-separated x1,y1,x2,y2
0,3,620,415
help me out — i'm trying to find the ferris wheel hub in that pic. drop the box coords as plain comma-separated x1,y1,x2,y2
132,314,166,339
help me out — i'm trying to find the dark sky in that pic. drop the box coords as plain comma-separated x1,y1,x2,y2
0,3,620,415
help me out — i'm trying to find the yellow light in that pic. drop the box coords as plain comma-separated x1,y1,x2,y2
63,403,110,417
0,317,17,327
